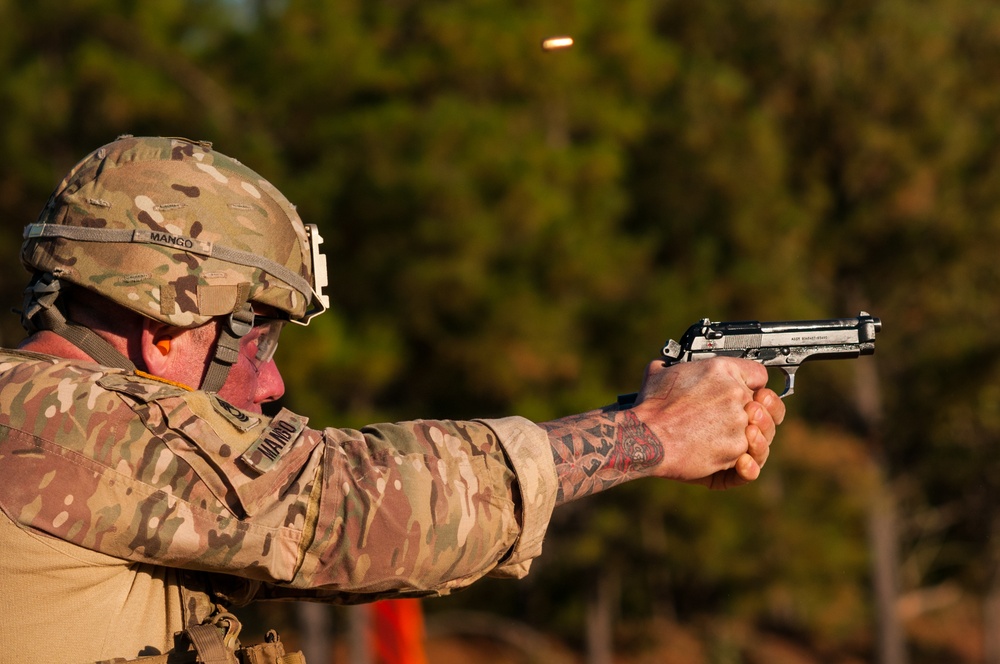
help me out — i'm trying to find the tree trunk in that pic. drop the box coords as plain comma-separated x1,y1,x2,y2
983,526,1000,664
296,602,333,664
855,341,908,664
347,604,373,664
868,478,907,664
586,568,617,664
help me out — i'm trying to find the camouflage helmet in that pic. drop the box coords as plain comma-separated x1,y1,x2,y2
21,135,329,329
19,136,329,391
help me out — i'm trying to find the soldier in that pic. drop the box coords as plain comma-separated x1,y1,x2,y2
0,136,784,663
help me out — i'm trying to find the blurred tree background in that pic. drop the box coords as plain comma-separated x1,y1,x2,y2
2,0,1000,662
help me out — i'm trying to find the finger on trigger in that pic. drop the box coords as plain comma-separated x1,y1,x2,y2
759,388,786,424
736,359,770,391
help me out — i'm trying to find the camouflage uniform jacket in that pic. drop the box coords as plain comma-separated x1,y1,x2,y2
0,348,557,660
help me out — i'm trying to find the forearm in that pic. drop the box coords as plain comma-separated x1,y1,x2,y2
539,405,665,505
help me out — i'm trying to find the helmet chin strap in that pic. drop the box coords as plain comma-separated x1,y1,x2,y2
200,301,255,394
21,273,137,372
21,273,253,394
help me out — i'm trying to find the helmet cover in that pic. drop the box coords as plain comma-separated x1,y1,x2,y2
21,135,329,328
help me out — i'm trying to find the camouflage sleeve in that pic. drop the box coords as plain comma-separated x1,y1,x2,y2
0,354,557,601
288,415,556,597
475,416,557,579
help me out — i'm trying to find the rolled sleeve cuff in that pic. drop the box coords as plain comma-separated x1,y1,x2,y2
476,416,557,579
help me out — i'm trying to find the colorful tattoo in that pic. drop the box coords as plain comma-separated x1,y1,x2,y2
540,407,664,504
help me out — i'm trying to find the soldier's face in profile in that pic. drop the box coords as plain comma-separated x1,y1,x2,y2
215,321,286,414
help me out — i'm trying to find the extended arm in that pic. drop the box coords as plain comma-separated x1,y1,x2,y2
541,357,785,504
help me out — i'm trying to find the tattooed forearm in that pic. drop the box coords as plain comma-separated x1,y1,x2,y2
540,407,665,504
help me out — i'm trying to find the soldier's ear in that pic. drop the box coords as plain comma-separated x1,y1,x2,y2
140,319,174,376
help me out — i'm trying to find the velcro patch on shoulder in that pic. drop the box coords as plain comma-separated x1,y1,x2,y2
97,372,189,402
209,394,261,432
239,408,308,475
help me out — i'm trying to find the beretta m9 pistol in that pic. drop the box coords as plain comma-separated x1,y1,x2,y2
620,312,881,403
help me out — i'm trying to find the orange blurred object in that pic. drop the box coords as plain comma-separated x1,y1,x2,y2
372,599,427,664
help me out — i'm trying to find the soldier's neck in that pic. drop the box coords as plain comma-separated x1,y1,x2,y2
18,331,97,362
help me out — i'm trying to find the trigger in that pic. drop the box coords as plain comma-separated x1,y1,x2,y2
779,367,797,398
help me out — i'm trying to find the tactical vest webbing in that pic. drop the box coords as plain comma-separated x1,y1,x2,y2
93,612,306,664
